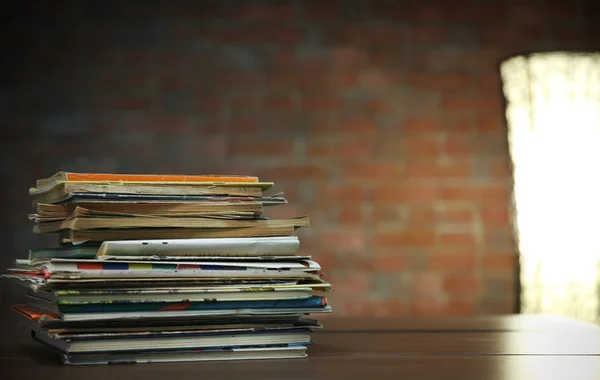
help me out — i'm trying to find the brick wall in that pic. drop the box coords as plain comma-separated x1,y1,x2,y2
1,0,599,316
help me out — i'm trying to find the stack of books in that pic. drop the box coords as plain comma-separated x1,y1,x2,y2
3,172,332,365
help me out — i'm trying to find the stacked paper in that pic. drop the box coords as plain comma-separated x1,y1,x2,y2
3,172,332,365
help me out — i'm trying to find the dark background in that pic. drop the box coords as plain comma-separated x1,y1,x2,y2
1,0,599,317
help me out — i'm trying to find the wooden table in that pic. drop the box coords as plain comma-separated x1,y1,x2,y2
0,313,598,380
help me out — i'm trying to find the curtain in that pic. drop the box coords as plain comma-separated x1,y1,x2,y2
501,52,600,324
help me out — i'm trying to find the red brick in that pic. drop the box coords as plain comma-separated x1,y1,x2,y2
230,139,294,157
369,47,395,66
410,207,436,225
372,185,440,203
302,95,342,111
228,116,260,134
220,72,263,88
507,5,546,26
443,135,472,155
447,115,475,133
491,160,512,178
437,232,476,246
234,4,296,23
101,97,155,111
328,47,369,69
265,206,300,220
442,300,476,316
309,251,335,271
410,299,443,316
483,254,517,270
303,1,339,22
407,4,443,22
261,165,326,180
403,160,471,179
261,94,294,110
370,1,407,19
481,205,511,227
371,186,405,203
344,163,399,181
476,115,507,134
333,299,368,316
409,26,445,43
229,94,258,111
338,118,378,133
366,99,392,113
401,135,439,157
444,3,505,23
373,231,436,247
370,255,406,273
365,25,407,45
195,97,222,112
428,250,477,271
264,26,305,44
338,207,363,225
550,25,587,44
482,229,516,254
476,74,502,94
403,116,443,133
412,273,442,298
409,73,471,91
331,70,359,88
366,300,408,317
357,69,397,89
188,134,229,159
442,94,503,112
319,232,366,253
371,206,401,224
437,209,473,223
91,119,118,134
228,25,265,44
181,3,231,20
329,272,370,297
324,26,365,46
481,26,544,45
439,185,510,202
307,139,373,157
322,186,366,203
443,275,481,295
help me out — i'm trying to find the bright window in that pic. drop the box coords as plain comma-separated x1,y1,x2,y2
501,52,600,324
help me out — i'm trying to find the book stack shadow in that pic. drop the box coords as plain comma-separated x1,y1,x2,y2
3,172,332,365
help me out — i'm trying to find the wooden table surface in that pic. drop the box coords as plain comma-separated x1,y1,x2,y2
0,313,598,380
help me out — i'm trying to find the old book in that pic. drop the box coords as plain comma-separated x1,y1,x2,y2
33,216,310,233
30,182,272,204
56,192,288,206
36,172,260,188
60,226,300,244
97,236,301,258
35,201,263,217
62,346,308,365
30,202,264,222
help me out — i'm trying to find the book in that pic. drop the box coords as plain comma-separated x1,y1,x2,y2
54,193,288,206
6,171,333,366
32,327,314,354
12,258,322,277
27,286,318,304
32,201,264,221
96,236,301,258
30,182,272,204
29,246,100,261
36,172,260,188
33,215,310,233
61,226,300,245
27,296,327,315
60,346,308,365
